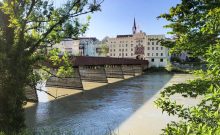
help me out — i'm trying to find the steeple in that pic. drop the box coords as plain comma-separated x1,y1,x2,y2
132,18,137,34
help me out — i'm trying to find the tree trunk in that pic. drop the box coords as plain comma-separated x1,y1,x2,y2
0,57,29,134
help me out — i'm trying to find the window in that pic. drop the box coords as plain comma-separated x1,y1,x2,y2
122,49,124,51
122,44,124,47
152,42,154,45
110,49,112,52
119,53,121,56
126,53,127,56
156,47,158,50
160,59,163,62
119,44,121,47
152,47,154,50
131,53,133,56
119,49,121,51
114,53,115,56
161,53,163,56
156,53,158,56
151,58,154,62
131,48,133,51
148,47,150,50
152,53,154,56
110,53,112,56
148,42,150,45
147,53,150,56
131,44,133,47
114,49,116,52
126,49,127,51
156,42,158,45
126,44,128,47
161,47,163,50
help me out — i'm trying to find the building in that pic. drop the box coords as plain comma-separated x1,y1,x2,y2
79,37,100,56
107,18,169,67
49,37,100,56
51,38,80,56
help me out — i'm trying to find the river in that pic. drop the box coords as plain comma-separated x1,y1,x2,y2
25,73,194,135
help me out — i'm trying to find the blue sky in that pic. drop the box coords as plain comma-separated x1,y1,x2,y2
83,0,181,40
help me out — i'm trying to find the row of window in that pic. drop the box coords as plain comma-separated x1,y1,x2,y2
109,53,164,57
109,47,163,52
151,58,164,62
148,42,159,45
109,41,160,45
148,47,163,50
109,44,133,48
109,43,162,48
109,48,134,52
147,53,164,56
110,53,133,56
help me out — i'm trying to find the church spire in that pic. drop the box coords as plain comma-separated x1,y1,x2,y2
132,18,137,34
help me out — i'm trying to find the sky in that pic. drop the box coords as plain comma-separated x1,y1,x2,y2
82,0,181,40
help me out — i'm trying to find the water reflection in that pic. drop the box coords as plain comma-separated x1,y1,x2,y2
25,73,173,134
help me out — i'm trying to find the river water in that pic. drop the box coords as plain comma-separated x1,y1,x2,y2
25,73,194,135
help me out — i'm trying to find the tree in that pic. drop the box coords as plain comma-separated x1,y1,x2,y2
98,37,109,56
0,0,103,134
159,0,220,57
155,0,220,134
99,43,109,56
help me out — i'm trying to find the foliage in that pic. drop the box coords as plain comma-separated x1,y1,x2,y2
170,56,182,63
159,0,220,57
99,43,109,56
155,77,220,134
0,0,103,134
155,0,220,134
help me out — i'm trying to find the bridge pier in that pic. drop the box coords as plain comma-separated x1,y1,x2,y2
133,65,143,76
79,66,108,83
46,68,84,90
105,65,124,79
122,65,135,76
25,86,38,102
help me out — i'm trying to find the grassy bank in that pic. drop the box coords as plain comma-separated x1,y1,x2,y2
145,67,191,74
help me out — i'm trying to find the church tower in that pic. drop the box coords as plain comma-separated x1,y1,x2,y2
132,18,137,34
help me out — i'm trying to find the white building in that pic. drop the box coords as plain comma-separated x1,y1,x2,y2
51,38,80,56
49,37,100,56
107,18,170,67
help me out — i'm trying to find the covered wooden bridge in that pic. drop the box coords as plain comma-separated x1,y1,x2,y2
26,56,149,102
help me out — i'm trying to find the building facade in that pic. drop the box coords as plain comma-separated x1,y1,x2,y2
50,37,100,56
79,37,100,56
51,38,80,56
107,19,169,67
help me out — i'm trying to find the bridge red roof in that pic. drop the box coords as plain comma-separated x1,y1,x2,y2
71,56,148,66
